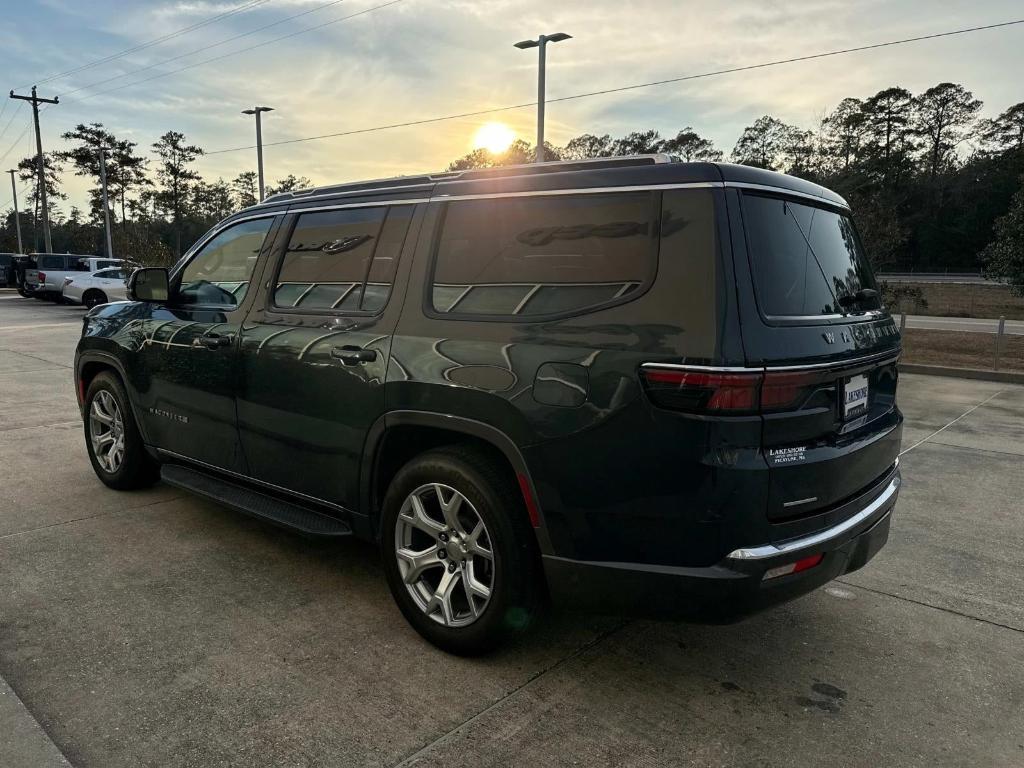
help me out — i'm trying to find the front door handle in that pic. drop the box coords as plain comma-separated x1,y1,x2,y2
331,346,377,365
198,333,233,349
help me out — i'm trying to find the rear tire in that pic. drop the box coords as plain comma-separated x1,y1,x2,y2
83,290,107,309
380,446,544,655
83,372,159,490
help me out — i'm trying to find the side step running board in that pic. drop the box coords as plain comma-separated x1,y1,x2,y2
161,464,352,537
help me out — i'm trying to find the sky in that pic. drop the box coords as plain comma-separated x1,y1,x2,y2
1,0,1022,211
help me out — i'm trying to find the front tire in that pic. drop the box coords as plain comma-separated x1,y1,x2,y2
84,372,159,490
380,446,544,655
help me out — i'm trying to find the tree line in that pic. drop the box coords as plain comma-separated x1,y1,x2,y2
1,79,1022,292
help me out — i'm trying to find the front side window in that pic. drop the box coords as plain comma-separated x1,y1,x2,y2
742,194,879,318
178,218,273,306
274,205,411,312
430,192,657,318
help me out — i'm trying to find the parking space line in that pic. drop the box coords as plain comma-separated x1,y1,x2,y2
899,388,1006,456
834,580,1023,634
390,620,630,768
0,323,82,332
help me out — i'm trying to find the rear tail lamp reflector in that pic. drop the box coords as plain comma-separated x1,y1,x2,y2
763,553,824,580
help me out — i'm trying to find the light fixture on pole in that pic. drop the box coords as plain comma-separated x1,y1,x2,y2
242,106,274,201
514,32,571,163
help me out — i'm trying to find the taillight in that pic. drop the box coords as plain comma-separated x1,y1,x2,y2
641,366,827,414
38,271,46,283
641,369,760,414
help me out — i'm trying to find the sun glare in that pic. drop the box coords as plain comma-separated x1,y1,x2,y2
472,122,515,154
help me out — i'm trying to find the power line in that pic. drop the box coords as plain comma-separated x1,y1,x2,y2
201,17,1024,156
25,0,275,89
0,102,25,145
61,0,350,100
69,0,404,104
0,118,34,167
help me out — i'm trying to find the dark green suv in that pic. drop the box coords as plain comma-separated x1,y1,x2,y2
74,156,902,654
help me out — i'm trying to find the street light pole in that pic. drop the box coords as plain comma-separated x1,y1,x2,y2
514,33,571,163
7,169,24,254
97,147,114,260
242,106,273,201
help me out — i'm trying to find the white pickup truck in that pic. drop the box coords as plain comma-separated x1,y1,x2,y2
27,254,121,301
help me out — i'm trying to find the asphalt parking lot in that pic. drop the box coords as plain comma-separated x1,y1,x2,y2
2,289,1023,767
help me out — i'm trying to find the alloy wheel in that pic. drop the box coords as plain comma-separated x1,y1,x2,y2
89,390,125,473
394,483,494,627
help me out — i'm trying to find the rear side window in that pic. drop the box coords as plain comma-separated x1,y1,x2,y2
741,194,879,318
430,192,658,318
274,205,411,312
39,256,64,270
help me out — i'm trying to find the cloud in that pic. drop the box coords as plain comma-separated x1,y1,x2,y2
5,0,1023,209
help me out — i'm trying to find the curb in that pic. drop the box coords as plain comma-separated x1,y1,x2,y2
0,676,71,767
899,363,1024,385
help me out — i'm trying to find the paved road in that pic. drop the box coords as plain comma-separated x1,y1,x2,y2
903,314,1024,335
1,293,1023,767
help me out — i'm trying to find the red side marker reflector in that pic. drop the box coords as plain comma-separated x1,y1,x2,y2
763,553,824,580
517,473,541,528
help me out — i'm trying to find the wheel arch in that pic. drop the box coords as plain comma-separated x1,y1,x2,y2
76,351,151,444
361,411,551,553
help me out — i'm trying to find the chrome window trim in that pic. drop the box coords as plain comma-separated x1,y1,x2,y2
726,467,900,561
724,181,850,209
431,182,720,202
640,348,901,375
282,198,428,214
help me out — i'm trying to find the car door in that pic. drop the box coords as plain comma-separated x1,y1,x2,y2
237,201,420,510
135,214,282,472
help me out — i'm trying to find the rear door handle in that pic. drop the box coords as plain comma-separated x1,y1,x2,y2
198,333,233,349
331,346,377,365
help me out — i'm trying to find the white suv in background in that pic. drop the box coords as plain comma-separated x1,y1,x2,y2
30,254,121,301
62,266,129,308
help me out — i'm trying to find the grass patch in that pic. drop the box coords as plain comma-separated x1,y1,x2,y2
900,328,1024,372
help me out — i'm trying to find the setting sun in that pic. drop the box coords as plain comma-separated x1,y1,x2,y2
472,122,516,154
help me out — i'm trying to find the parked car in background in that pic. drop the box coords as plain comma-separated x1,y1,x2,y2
75,156,903,654
28,254,120,301
0,253,20,287
62,267,129,307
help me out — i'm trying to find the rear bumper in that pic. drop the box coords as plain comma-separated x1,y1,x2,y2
543,467,900,622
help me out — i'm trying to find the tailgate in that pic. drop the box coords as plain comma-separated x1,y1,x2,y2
762,351,901,522
728,185,904,529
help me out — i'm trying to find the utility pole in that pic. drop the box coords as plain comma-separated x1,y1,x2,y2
514,33,572,163
7,169,24,254
242,106,273,201
9,86,59,252
97,147,114,260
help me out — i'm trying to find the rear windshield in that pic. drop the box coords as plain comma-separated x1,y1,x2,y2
0,255,12,267
741,193,879,318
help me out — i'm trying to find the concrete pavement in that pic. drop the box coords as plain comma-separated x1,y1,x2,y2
1,292,1023,767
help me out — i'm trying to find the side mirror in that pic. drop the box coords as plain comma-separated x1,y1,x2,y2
127,268,170,302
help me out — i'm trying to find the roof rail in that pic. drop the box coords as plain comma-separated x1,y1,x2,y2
259,154,681,206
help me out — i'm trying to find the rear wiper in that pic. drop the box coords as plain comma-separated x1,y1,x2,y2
837,288,878,309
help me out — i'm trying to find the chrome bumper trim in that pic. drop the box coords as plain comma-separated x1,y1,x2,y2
727,469,901,561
